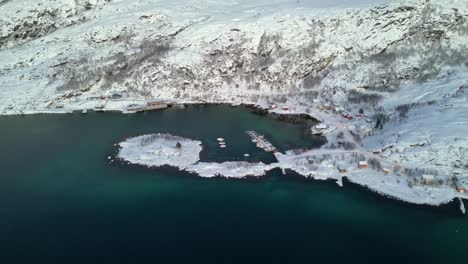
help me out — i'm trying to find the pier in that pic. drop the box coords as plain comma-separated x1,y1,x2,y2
245,130,278,153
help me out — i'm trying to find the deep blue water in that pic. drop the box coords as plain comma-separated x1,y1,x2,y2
0,105,466,263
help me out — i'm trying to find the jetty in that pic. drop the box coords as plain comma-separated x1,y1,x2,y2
245,130,278,153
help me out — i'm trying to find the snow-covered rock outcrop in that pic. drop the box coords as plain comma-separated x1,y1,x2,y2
0,0,111,49
117,133,202,168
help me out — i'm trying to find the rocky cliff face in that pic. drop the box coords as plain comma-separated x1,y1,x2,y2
1,0,466,112
0,0,111,49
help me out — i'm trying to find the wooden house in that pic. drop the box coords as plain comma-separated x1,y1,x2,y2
358,161,368,169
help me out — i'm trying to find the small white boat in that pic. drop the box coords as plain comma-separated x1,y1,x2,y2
217,138,225,142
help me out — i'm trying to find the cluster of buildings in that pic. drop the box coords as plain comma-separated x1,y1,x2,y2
126,100,169,113
49,90,177,113
413,174,468,194
269,104,290,111
415,174,438,185
453,177,468,193
310,123,336,136
319,103,344,114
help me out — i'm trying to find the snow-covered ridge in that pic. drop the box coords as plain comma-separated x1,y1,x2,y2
0,0,112,49
1,0,467,113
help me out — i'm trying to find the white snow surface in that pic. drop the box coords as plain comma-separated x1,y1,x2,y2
117,134,466,206
1,0,467,114
186,161,276,178
117,133,203,168
363,72,468,176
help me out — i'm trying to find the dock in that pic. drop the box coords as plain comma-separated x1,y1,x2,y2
245,130,278,153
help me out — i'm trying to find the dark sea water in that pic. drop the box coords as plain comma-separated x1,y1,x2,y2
0,105,466,263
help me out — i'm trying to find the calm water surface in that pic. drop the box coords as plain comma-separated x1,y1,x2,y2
0,105,466,263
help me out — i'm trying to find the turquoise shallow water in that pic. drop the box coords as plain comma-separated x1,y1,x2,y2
0,105,466,263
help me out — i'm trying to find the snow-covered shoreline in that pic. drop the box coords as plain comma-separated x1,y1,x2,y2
115,132,467,207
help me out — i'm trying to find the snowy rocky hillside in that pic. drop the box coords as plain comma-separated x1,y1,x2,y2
0,0,467,184
1,0,467,109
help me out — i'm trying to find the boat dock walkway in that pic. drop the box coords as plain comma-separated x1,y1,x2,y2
246,130,278,153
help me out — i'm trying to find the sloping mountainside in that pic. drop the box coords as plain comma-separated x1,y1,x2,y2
1,0,467,109
0,0,467,199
